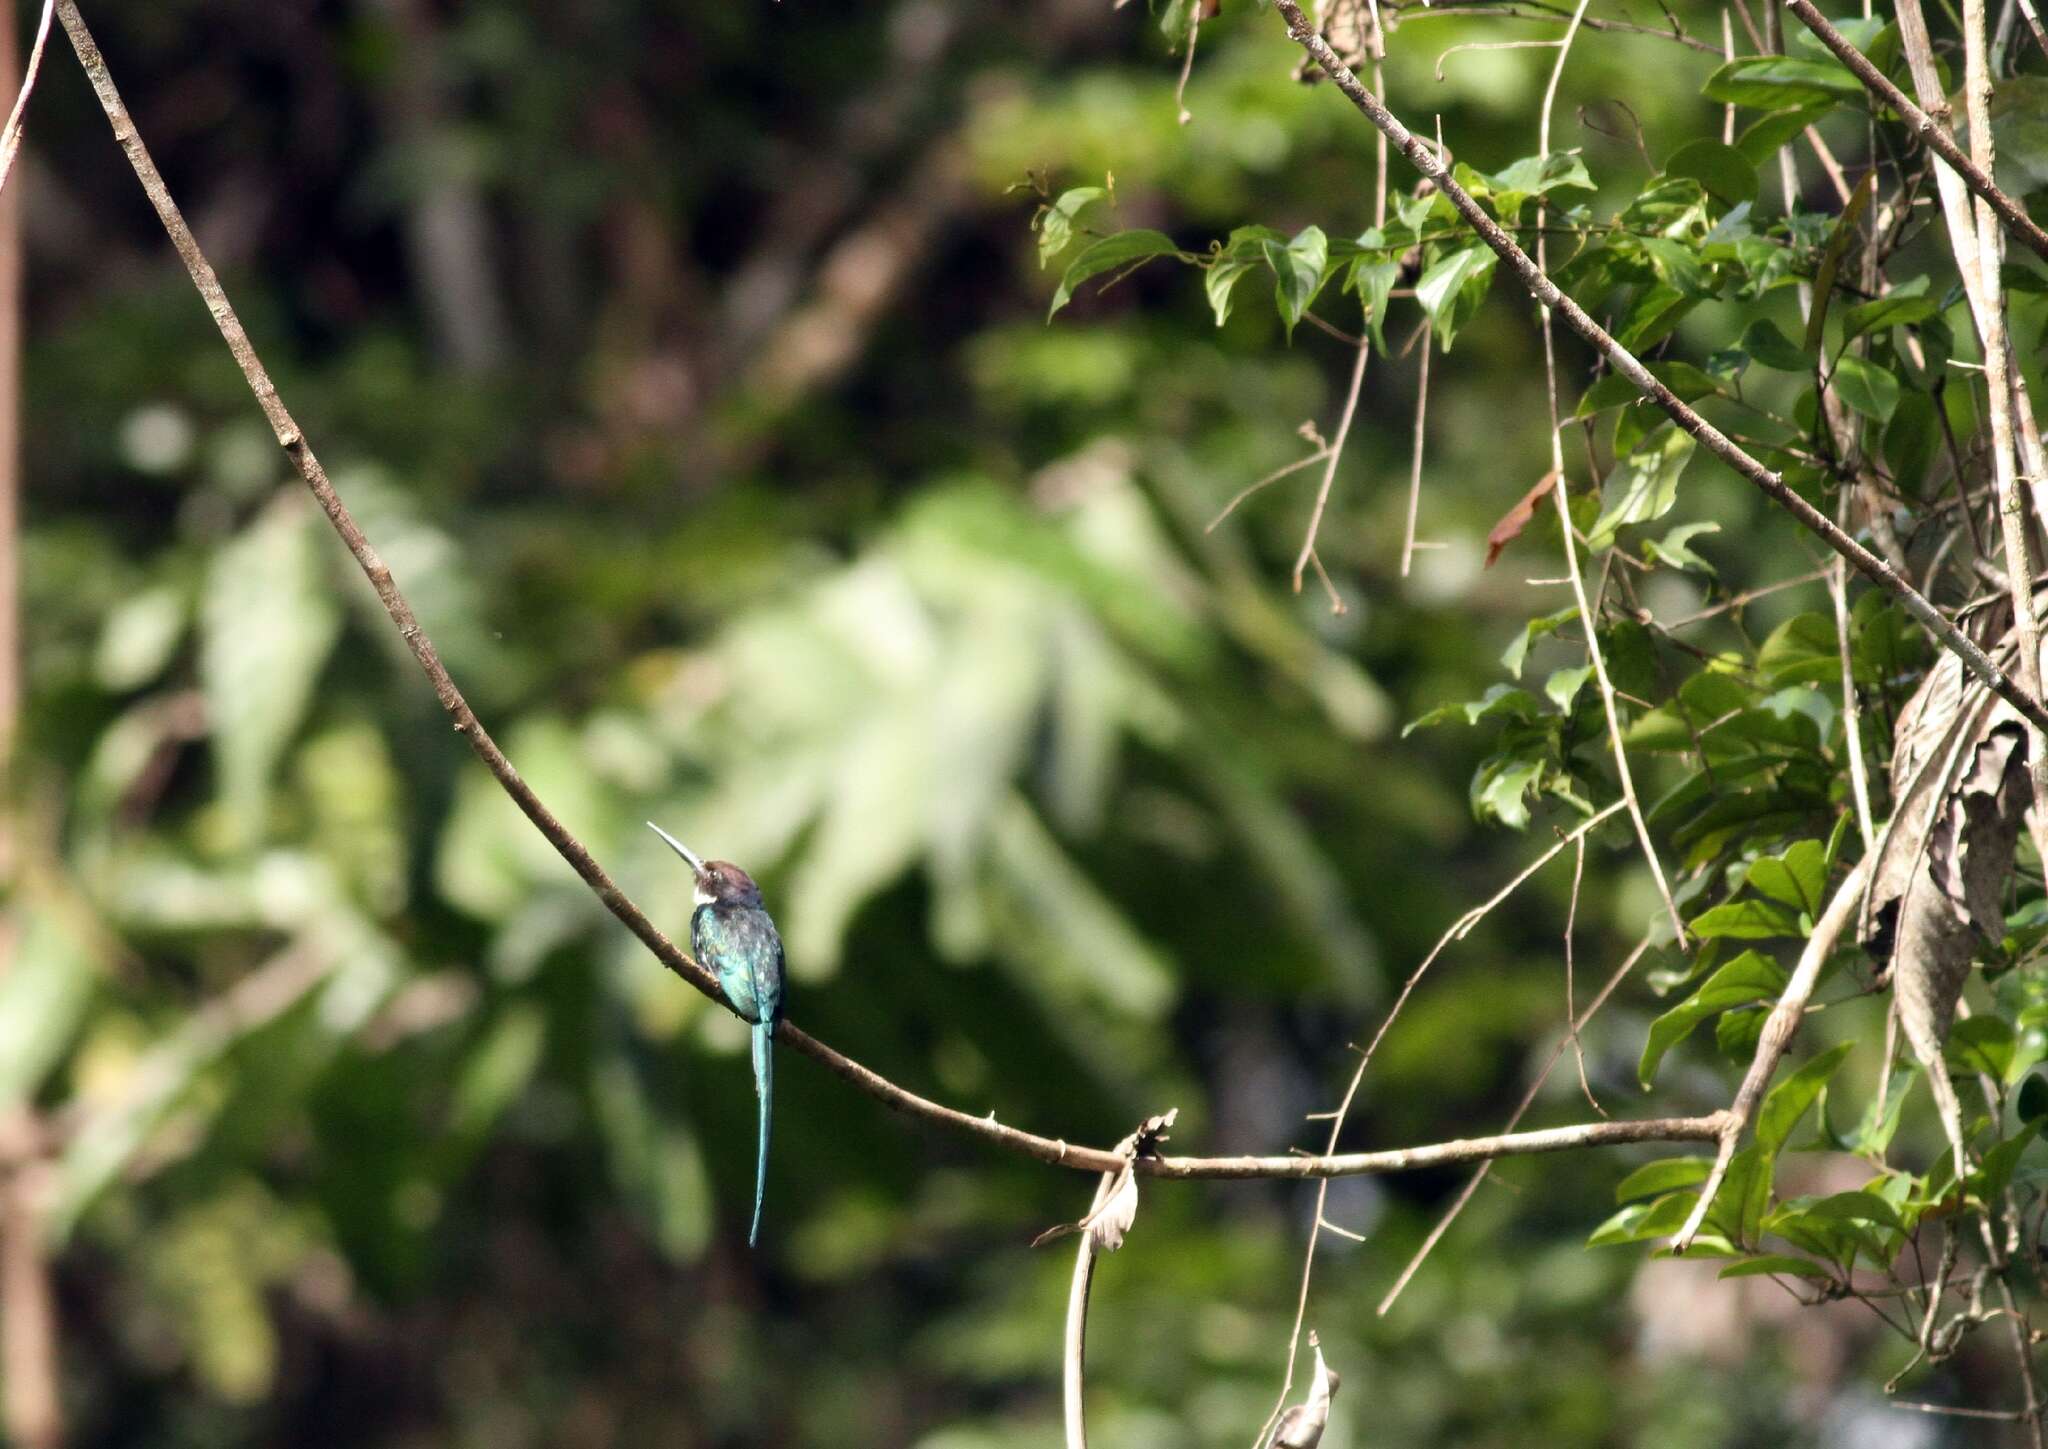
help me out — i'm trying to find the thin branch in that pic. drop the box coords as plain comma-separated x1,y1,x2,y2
1272,0,2048,740
1292,334,1371,598
1530,0,1684,945
0,1,52,202
1672,857,1869,1252
1399,331,1431,576
1782,0,2048,266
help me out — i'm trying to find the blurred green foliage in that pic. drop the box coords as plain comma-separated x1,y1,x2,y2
11,0,2048,1445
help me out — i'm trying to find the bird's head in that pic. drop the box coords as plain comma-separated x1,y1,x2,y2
647,822,765,908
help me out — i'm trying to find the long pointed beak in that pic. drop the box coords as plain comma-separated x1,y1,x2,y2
646,821,706,874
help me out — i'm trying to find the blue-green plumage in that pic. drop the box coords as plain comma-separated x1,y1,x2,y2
649,823,785,1247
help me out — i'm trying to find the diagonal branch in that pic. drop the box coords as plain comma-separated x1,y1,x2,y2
1270,0,2048,740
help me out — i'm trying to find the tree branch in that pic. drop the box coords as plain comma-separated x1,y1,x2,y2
1270,0,2048,740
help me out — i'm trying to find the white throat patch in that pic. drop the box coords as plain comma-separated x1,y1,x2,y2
693,881,714,906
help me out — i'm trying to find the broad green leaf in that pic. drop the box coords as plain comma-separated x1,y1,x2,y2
1614,1156,1713,1202
1756,1042,1854,1154
1756,612,1839,686
1745,839,1826,913
1702,1145,1771,1249
2020,1072,2048,1124
1643,521,1720,575
1588,426,1695,549
1263,225,1330,337
1663,140,1758,208
1206,259,1256,327
1736,107,1829,166
1038,186,1107,268
1741,317,1814,370
201,496,343,847
1048,230,1179,317
1689,898,1801,940
1883,391,1939,494
1842,278,1938,341
1640,949,1788,1085
1946,1014,2015,1080
1831,354,1901,423
1718,1254,1836,1281
1589,1190,1699,1245
1471,750,1546,830
1484,150,1595,217
1415,244,1497,350
1702,56,1862,109
1804,173,1875,351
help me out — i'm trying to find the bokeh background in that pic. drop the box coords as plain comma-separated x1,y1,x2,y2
0,0,2006,1445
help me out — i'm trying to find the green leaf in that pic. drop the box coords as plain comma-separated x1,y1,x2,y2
1756,612,1839,686
1842,279,1938,341
1703,1145,1771,1249
1206,259,1256,327
1587,426,1695,549
1643,521,1720,575
1640,949,1789,1086
1702,56,1862,109
1663,140,1758,209
2020,1072,2048,1124
1500,606,1579,679
1589,1190,1699,1246
1946,1014,2015,1080
1690,898,1802,940
1576,361,1723,418
1038,186,1108,267
1883,391,1939,494
1745,839,1826,913
1415,244,1497,350
1756,1042,1854,1155
1614,1156,1713,1202
1048,230,1179,317
1544,665,1592,711
1264,225,1330,337
1831,354,1901,423
1718,1254,1837,1281
1348,238,1402,349
1737,107,1829,166
1741,317,1815,371
1484,150,1595,217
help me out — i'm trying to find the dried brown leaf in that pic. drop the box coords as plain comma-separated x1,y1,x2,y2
1484,469,1561,569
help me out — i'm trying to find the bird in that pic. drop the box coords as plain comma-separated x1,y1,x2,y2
648,822,786,1247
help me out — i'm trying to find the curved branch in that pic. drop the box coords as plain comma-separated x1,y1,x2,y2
52,0,1728,1193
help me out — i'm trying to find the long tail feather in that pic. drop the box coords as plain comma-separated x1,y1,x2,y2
749,1022,773,1247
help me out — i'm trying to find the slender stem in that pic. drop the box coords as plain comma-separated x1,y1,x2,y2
1291,333,1370,599
1061,1170,1117,1449
1272,0,2048,739
1399,332,1431,576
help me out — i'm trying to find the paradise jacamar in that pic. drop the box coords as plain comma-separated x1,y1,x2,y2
648,822,786,1246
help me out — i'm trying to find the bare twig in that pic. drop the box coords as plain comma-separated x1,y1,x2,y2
1291,327,1371,600
1399,332,1431,576
1272,0,2048,739
1671,858,1870,1252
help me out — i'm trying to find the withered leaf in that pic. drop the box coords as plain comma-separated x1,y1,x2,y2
1483,469,1561,569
